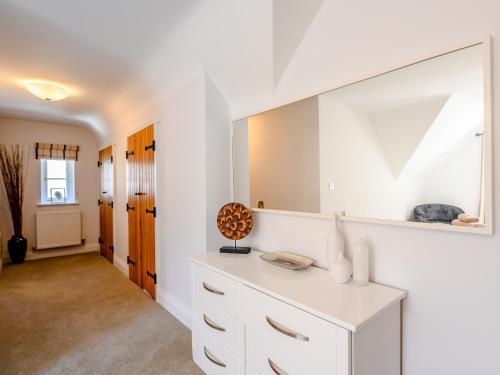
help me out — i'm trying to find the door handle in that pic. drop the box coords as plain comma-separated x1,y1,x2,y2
145,140,156,151
145,207,156,217
146,270,157,284
135,192,146,196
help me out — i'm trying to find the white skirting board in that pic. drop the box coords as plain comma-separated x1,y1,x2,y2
24,243,99,261
114,256,129,277
157,288,192,329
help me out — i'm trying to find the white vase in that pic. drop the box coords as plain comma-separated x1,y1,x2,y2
353,237,369,286
326,213,344,277
331,250,352,284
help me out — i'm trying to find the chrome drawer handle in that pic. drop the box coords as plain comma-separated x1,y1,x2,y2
202,282,225,295
268,358,289,375
203,346,226,368
266,316,310,342
203,314,226,332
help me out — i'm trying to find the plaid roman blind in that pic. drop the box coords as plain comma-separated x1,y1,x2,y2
35,143,79,161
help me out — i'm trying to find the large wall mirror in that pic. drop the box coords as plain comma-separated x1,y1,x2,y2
232,39,492,234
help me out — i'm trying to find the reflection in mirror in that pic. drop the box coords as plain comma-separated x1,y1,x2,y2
233,43,488,228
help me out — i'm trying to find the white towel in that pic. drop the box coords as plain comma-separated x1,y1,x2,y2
457,214,479,223
452,219,483,227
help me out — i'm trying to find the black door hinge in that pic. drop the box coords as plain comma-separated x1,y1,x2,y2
98,199,103,206
98,237,104,244
126,150,135,159
109,245,114,253
126,203,135,211
145,207,156,218
145,140,156,152
146,270,157,284
108,201,114,209
110,156,113,163
97,160,102,167
127,256,136,266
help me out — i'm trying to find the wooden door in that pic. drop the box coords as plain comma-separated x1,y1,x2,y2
126,125,156,298
127,134,141,285
140,125,156,298
98,146,114,263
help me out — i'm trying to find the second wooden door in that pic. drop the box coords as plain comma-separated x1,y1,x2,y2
126,125,156,298
98,146,114,263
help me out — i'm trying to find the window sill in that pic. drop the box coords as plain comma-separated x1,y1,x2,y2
37,202,79,208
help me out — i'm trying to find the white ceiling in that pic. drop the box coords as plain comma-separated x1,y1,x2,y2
0,0,328,138
0,1,189,134
1,0,311,137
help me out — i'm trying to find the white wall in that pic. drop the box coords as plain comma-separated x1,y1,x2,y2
232,118,250,206
419,131,483,216
248,96,320,213
154,76,207,314
234,2,500,374
319,97,415,220
205,75,233,251
102,73,231,324
0,118,99,257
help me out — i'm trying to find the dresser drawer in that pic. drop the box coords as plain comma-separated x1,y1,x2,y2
193,328,244,375
192,263,238,316
193,298,244,359
247,329,331,375
240,285,350,374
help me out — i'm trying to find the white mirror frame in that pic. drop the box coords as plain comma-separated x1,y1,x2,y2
231,36,493,235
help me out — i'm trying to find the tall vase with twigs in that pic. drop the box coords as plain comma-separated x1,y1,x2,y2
0,145,28,264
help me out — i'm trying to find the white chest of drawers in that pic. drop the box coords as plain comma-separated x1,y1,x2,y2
190,251,406,375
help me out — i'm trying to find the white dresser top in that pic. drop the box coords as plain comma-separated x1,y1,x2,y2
190,251,405,332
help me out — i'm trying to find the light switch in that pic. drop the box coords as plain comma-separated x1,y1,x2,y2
329,182,335,191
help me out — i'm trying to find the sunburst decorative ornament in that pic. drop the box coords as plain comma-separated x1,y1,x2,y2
217,202,253,254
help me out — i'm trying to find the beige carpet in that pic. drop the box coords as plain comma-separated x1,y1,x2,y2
0,252,202,375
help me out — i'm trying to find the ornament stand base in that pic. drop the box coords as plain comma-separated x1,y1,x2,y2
220,241,251,254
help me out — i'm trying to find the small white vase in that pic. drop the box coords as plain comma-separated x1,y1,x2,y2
326,213,344,277
353,237,369,286
331,250,352,284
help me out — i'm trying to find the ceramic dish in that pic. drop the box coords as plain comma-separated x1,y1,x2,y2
259,251,314,270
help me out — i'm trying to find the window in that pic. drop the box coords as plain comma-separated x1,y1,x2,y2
40,159,76,204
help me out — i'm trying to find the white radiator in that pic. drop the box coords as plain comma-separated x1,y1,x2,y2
36,210,82,250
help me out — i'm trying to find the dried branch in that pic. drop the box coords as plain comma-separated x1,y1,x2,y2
0,145,28,235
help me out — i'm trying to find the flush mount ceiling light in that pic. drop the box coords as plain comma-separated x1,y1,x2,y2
20,80,71,101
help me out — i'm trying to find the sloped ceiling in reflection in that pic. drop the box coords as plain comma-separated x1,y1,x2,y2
369,95,450,177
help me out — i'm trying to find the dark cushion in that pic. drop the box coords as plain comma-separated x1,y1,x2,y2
413,204,464,223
